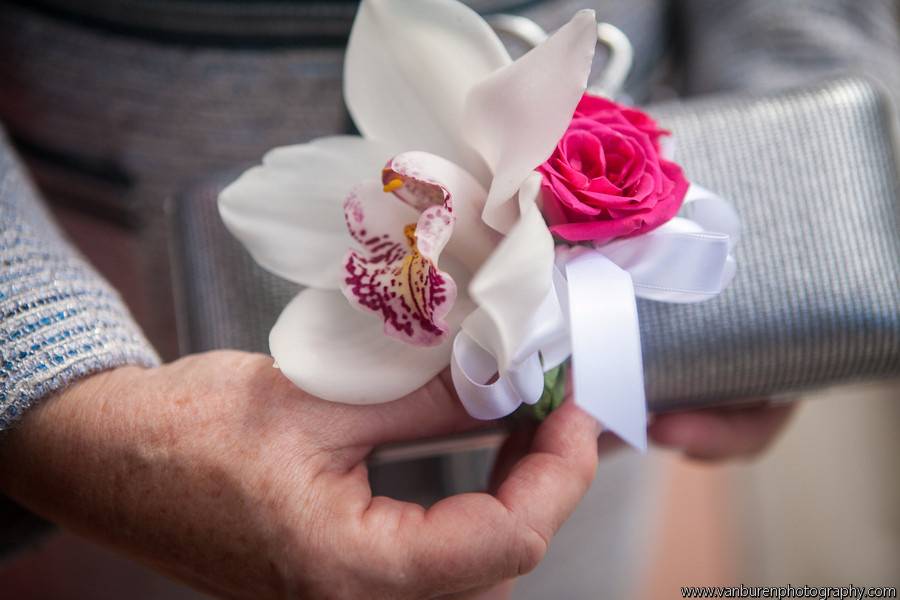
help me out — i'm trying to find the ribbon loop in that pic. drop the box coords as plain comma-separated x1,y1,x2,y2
598,219,731,303
451,331,544,420
451,267,573,420
682,184,742,249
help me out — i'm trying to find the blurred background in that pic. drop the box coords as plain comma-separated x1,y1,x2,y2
1,0,898,597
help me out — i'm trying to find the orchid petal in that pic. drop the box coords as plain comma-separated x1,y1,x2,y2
271,288,470,404
342,181,458,346
383,151,501,272
219,136,399,289
463,173,558,372
345,0,511,180
463,9,598,232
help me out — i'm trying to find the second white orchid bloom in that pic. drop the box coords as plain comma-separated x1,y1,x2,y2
219,0,598,405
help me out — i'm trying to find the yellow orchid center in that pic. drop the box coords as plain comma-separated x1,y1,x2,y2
383,178,405,193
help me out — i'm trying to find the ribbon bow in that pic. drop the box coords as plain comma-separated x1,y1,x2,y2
450,184,740,450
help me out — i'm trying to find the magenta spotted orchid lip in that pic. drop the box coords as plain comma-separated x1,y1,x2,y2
340,153,490,347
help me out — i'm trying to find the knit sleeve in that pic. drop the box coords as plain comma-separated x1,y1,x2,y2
0,129,160,430
0,128,159,556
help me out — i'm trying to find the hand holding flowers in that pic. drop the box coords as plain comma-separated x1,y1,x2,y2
0,351,600,599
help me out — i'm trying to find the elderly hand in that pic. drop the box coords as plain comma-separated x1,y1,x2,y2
0,350,600,600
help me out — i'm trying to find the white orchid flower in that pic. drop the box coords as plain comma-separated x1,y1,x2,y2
219,0,598,405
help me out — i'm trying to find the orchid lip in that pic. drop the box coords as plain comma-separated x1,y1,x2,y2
341,181,458,347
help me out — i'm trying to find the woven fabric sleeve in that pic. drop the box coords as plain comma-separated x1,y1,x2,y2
1,130,160,430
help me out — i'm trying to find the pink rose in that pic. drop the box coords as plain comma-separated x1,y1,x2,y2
538,95,689,243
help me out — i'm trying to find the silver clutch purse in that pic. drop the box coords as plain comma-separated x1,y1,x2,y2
170,77,900,416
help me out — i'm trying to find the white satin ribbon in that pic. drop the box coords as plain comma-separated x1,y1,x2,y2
451,332,544,420
451,267,570,420
566,248,647,449
451,184,740,450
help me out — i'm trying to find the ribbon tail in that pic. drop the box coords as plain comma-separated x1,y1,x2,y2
565,250,648,451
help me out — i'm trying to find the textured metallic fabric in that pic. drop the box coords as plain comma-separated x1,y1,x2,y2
0,129,159,430
641,78,900,409
170,77,900,412
677,0,900,101
0,128,159,556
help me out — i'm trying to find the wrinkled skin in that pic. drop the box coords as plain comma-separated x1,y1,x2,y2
0,350,793,599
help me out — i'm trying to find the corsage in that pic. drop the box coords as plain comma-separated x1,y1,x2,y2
219,0,740,449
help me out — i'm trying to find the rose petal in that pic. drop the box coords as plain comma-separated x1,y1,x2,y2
463,9,598,233
558,130,605,185
550,217,641,244
271,288,470,404
546,173,604,216
576,94,669,148
344,0,511,180
585,176,621,195
219,136,399,289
